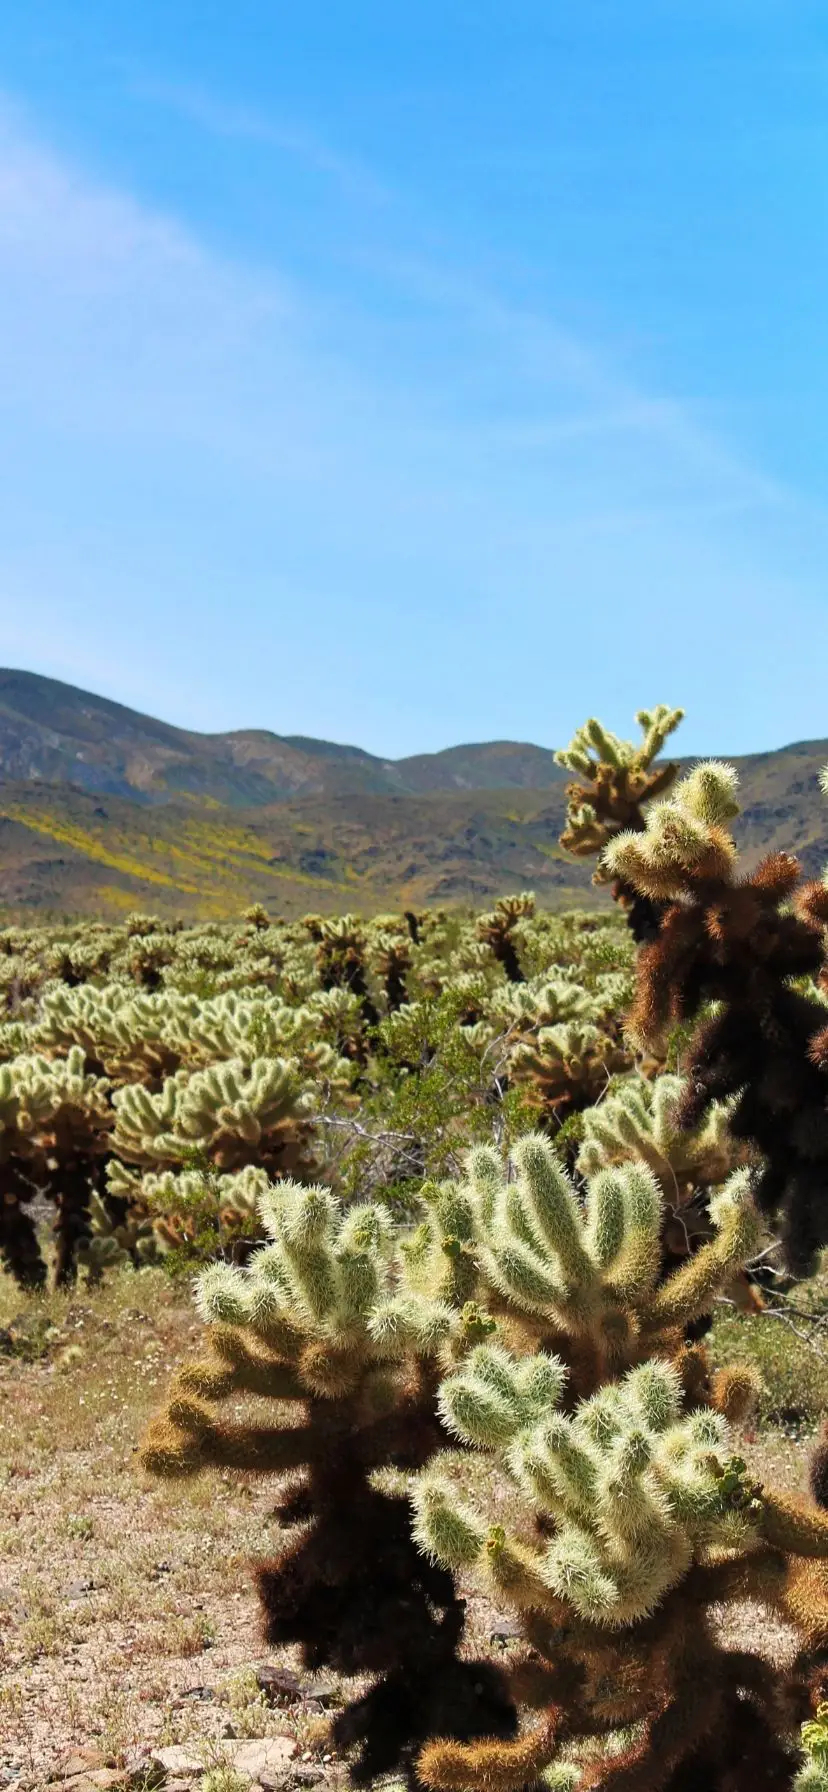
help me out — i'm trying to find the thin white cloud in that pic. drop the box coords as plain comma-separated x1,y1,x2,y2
131,76,389,207
0,91,796,522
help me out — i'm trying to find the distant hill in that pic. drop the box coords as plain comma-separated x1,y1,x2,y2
0,669,826,920
0,668,566,805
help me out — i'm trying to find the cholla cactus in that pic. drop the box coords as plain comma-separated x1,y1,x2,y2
298,988,368,1067
162,990,354,1089
310,915,380,1029
604,760,741,904
555,706,684,941
555,707,685,857
142,1177,516,1785
414,1354,756,1624
372,930,412,1014
577,1073,750,1272
0,1046,113,1284
509,1022,630,1126
797,1705,828,1792
410,1340,828,1792
448,1136,760,1369
490,974,596,1033
34,984,182,1082
111,1162,271,1260
112,1057,317,1179
477,894,535,985
75,1186,159,1282
606,761,828,1272
578,1073,734,1186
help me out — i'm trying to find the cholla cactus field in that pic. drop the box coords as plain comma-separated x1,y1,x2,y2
0,900,643,1285
8,712,828,1791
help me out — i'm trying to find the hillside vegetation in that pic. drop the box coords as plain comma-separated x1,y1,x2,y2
1,670,828,917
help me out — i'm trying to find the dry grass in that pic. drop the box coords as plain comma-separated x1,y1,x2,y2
0,1268,343,1790
0,1263,822,1790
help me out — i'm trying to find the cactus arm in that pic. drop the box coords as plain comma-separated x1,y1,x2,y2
417,1712,563,1792
760,1493,828,1559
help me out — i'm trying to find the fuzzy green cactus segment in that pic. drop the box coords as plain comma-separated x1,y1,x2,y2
476,894,535,984
415,1354,750,1628
458,1134,671,1353
797,1705,828,1792
188,1179,408,1364
577,1072,741,1197
509,1020,631,1125
603,761,741,904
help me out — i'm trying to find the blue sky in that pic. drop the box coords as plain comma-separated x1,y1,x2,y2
0,2,827,758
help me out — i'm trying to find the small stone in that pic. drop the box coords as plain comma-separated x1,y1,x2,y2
122,1756,166,1791
231,1738,297,1779
59,1753,109,1779
151,1746,203,1775
255,1666,301,1701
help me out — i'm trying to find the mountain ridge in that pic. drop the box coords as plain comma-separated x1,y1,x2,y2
0,668,571,805
1,669,827,919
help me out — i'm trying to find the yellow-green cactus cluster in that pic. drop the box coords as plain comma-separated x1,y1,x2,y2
414,1350,756,1625
112,1056,316,1174
105,1160,271,1257
452,1135,759,1356
577,1071,743,1203
603,760,741,901
555,706,685,863
556,708,686,786
0,1045,113,1158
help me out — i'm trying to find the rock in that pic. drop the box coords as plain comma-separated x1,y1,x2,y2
121,1755,166,1790
58,1753,110,1779
255,1666,302,1701
231,1738,297,1779
150,1746,203,1775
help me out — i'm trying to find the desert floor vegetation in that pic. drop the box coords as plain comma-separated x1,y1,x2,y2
2,1257,826,1791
